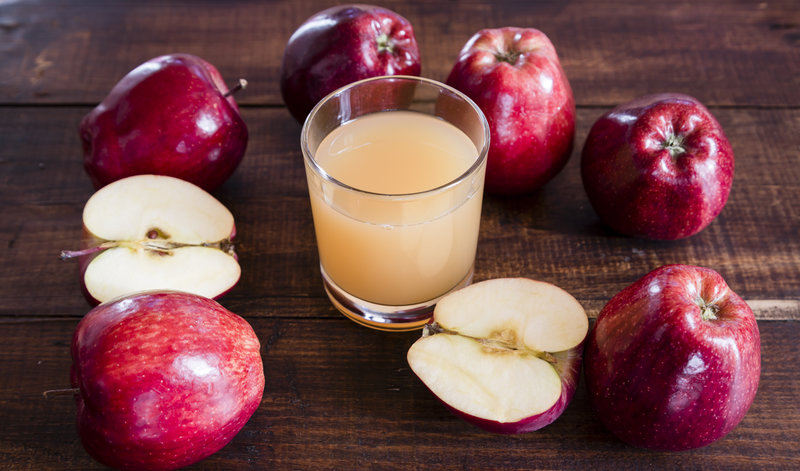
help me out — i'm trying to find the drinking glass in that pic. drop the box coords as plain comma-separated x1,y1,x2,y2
301,75,489,331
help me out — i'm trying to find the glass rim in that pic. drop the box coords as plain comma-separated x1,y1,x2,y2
300,75,490,200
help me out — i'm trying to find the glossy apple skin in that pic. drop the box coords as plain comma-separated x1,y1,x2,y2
81,54,248,192
581,93,734,240
448,343,583,434
71,291,264,470
446,27,575,195
279,4,421,123
584,264,760,451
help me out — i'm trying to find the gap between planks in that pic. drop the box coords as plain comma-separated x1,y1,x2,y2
579,299,800,321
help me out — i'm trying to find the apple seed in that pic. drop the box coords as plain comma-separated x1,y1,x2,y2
423,322,557,362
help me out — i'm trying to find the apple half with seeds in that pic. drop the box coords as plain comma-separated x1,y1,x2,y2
62,174,240,305
407,278,588,434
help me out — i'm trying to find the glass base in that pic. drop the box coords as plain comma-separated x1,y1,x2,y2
320,264,475,332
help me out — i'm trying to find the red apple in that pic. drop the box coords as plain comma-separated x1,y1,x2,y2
445,27,575,195
71,291,264,471
407,278,588,433
279,4,421,123
61,174,240,305
81,53,249,192
581,93,734,240
584,264,761,451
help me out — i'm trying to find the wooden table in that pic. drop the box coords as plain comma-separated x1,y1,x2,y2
1,1,798,469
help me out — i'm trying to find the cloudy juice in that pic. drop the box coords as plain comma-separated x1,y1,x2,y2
307,110,485,306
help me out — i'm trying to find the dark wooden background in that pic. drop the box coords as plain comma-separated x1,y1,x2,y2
1,0,798,469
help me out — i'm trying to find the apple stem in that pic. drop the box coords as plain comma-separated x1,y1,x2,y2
495,50,522,65
60,241,119,260
376,33,394,53
42,388,80,399
663,134,686,157
699,300,720,321
224,79,248,98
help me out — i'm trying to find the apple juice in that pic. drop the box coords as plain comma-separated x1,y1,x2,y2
307,110,485,306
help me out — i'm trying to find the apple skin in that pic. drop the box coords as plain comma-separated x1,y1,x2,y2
445,27,575,195
581,93,734,240
584,264,761,451
279,4,421,123
71,291,264,470
445,343,583,434
81,53,249,192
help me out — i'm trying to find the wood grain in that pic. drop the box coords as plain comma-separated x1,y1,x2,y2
1,0,798,107
1,0,799,469
0,318,796,470
1,107,797,319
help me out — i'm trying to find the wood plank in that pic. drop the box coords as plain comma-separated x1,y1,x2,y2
0,106,798,319
1,1,798,469
0,317,796,470
1,0,798,107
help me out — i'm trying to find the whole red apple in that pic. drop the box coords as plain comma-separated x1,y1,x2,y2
81,53,249,192
445,27,575,195
71,291,264,470
581,93,734,240
584,264,760,451
279,4,421,123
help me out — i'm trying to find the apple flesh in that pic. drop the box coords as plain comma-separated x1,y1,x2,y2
581,93,734,240
446,27,575,195
81,53,249,192
407,278,588,433
71,290,265,470
280,4,421,123
62,174,240,305
584,264,761,450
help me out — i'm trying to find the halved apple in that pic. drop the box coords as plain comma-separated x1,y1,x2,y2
62,174,240,305
407,277,588,434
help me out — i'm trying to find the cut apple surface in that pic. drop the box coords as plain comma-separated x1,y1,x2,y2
64,174,240,305
407,278,588,433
